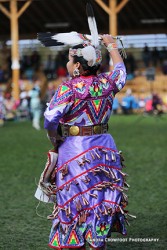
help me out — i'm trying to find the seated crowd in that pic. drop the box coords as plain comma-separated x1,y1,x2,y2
0,45,167,127
0,83,166,128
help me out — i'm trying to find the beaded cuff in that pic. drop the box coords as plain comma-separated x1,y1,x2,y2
106,43,118,52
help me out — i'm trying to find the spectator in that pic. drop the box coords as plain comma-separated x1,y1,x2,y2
121,89,138,114
138,97,146,112
145,96,153,114
55,51,67,69
56,66,67,78
159,47,167,66
20,55,32,73
142,43,151,68
28,80,41,130
4,93,16,120
152,93,163,115
31,50,41,71
162,59,167,75
45,81,55,103
44,55,56,79
112,97,120,114
19,89,30,120
125,52,136,80
0,89,5,126
151,47,159,67
0,66,4,82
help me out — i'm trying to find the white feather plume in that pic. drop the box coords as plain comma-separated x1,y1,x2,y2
87,16,99,47
86,3,99,48
82,46,96,66
52,32,83,45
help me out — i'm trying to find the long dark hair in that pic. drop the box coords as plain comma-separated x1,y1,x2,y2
72,44,100,76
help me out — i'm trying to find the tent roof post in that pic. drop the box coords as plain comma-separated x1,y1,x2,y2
95,0,129,36
0,0,32,100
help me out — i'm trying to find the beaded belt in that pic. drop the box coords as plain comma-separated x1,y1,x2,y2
61,123,108,136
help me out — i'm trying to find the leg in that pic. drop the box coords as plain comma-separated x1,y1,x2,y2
89,244,106,250
32,109,41,130
90,248,104,250
70,246,86,250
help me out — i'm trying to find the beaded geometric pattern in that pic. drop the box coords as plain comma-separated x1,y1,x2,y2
46,63,126,126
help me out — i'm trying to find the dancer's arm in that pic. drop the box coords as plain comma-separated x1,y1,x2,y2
101,34,123,65
101,34,126,94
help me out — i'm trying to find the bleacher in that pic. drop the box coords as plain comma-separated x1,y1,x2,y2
116,65,167,101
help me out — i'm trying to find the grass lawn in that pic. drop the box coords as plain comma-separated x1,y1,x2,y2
0,114,167,250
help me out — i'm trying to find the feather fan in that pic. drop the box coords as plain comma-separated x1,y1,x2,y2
86,2,99,47
37,2,126,58
38,32,92,47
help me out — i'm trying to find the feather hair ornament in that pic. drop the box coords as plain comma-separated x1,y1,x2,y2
69,46,102,66
81,45,97,66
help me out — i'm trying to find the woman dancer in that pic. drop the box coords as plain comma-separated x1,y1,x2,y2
40,34,130,250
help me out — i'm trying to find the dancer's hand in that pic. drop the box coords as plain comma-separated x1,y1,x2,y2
47,131,65,150
100,34,115,46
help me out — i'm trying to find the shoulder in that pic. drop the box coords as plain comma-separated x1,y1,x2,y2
50,79,74,105
56,79,73,95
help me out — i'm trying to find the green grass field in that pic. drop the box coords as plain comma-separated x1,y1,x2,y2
0,114,167,250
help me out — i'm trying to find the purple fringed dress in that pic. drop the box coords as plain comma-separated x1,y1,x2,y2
44,63,129,249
